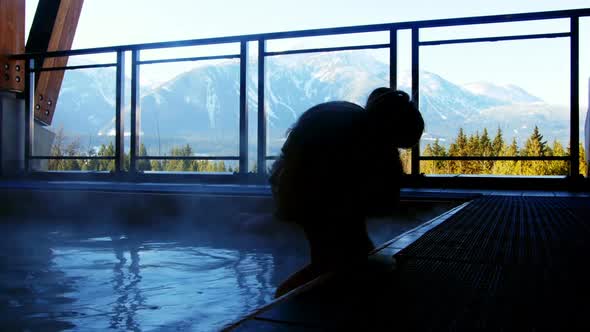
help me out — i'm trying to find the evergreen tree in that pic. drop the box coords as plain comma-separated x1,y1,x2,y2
523,126,548,156
217,161,227,172
150,160,163,171
580,143,587,176
463,131,481,174
492,127,504,157
125,153,130,171
48,128,66,170
422,139,447,174
492,137,521,175
83,147,98,171
467,131,481,155
448,128,468,174
479,128,494,173
522,126,549,175
546,140,568,175
63,140,82,171
137,143,151,171
164,144,197,171
48,130,82,171
431,138,447,173
422,143,435,174
97,142,115,171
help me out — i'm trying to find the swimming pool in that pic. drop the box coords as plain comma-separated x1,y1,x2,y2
0,187,458,331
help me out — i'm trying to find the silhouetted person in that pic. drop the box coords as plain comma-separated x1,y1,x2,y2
270,88,424,297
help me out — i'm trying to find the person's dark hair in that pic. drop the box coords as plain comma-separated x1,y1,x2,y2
365,87,424,148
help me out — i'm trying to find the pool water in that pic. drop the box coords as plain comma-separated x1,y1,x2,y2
0,202,455,331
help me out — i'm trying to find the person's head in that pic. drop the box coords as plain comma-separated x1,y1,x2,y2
365,87,424,148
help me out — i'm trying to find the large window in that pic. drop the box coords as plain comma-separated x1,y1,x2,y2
21,10,589,179
31,55,118,172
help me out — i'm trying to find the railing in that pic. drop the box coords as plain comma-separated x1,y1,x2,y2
9,8,590,182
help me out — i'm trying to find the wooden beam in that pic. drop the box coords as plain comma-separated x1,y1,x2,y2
26,0,84,125
0,0,25,93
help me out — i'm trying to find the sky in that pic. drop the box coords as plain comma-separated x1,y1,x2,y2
25,0,590,106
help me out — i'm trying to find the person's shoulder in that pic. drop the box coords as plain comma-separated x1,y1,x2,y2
301,101,365,122
291,101,367,137
311,101,364,112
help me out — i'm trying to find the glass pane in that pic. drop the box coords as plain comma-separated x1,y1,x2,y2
265,49,390,157
419,38,570,175
396,29,412,94
420,19,569,42
580,18,590,177
140,43,240,62
139,59,241,158
33,66,116,171
247,42,259,173
267,31,389,53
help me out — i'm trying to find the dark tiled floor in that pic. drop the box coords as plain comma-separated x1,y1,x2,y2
226,196,590,331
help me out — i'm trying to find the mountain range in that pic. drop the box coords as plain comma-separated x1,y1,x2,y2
52,52,583,157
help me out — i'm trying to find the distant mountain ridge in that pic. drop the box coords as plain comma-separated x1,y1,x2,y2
52,52,579,156
462,81,543,104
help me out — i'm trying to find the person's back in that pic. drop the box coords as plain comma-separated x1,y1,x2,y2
270,88,423,297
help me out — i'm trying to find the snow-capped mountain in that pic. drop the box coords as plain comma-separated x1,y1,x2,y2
51,52,581,155
462,82,543,104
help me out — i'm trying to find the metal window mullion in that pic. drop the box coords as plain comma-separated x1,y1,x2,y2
33,63,117,72
257,39,267,176
570,16,580,177
390,29,397,90
139,54,241,66
239,41,249,174
419,32,571,46
115,51,125,173
264,43,390,57
24,58,35,174
130,50,140,173
411,28,420,176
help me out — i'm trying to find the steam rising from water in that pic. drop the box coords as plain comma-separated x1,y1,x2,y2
0,189,455,330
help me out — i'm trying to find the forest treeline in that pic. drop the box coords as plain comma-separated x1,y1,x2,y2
47,129,233,172
421,126,587,176
46,126,587,176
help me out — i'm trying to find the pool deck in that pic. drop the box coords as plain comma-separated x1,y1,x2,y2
225,192,590,331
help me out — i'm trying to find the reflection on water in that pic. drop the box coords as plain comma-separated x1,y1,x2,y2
0,203,453,331
0,226,295,331
109,235,143,331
